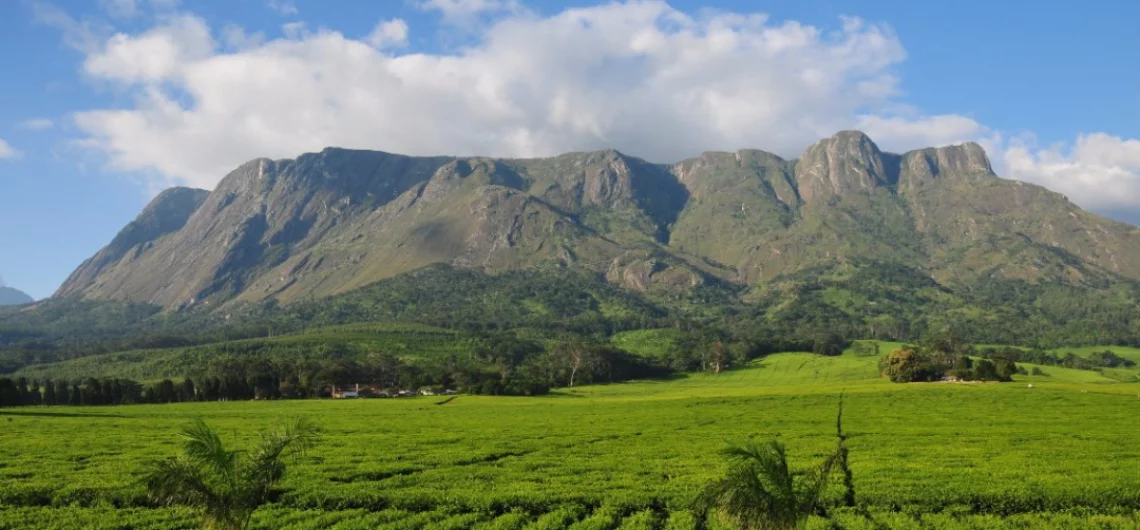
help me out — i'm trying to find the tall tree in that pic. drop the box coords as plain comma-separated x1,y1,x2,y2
43,380,57,406
14,377,28,406
28,381,41,406
179,378,197,402
158,379,178,403
0,378,18,407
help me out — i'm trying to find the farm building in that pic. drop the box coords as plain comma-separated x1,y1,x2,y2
331,384,361,399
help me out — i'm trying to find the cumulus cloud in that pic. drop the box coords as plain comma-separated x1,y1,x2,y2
856,113,991,153
367,19,409,49
0,139,20,159
33,2,115,53
417,0,520,22
1002,133,1140,211
267,0,299,16
19,118,55,130
98,0,179,19
72,1,920,189
83,14,214,84
62,0,1140,213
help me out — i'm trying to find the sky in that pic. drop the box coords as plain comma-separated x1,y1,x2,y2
0,0,1138,300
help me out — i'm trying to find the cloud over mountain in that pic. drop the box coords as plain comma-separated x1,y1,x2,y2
70,1,955,188
57,0,1140,213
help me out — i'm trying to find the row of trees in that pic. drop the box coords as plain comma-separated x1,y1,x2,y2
0,377,192,407
1,315,871,409
0,332,679,407
978,346,1135,371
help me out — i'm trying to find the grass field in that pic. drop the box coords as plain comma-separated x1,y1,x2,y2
2,350,1140,529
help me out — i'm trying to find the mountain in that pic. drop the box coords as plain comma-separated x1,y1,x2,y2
57,131,1140,312
0,287,33,306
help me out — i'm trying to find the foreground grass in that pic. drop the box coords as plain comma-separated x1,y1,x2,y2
1,352,1139,529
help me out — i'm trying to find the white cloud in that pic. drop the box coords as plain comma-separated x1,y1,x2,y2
33,2,114,53
1002,133,1140,211
417,0,520,22
83,15,214,84
19,118,55,131
73,1,919,189
856,113,990,153
100,0,139,18
221,24,265,50
98,0,180,19
367,19,409,49
0,139,20,160
281,21,307,39
267,0,299,16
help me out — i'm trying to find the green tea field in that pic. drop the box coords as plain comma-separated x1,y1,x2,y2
2,351,1139,529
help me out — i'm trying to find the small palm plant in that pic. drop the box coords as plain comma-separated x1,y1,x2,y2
697,440,838,530
142,418,319,530
696,440,838,530
700,396,855,530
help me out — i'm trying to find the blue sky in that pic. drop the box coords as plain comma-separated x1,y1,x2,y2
1,0,1138,299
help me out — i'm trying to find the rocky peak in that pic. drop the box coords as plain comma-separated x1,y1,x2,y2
934,142,992,174
794,130,891,202
110,187,209,249
569,149,636,208
421,158,526,201
898,142,995,194
55,186,209,298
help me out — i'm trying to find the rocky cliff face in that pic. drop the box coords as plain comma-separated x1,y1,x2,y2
57,187,208,297
795,130,893,201
58,131,1140,309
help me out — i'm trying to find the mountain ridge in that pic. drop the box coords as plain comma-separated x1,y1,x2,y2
56,131,1140,310
0,287,34,306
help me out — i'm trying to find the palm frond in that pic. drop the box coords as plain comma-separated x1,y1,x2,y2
144,418,320,530
180,419,237,482
699,440,805,530
141,457,218,508
240,417,321,503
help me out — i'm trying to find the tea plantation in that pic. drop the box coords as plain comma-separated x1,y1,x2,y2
2,351,1139,529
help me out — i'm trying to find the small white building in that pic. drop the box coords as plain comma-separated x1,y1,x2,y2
331,384,361,399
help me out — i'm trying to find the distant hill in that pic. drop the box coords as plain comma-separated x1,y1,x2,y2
0,286,33,306
56,131,1140,312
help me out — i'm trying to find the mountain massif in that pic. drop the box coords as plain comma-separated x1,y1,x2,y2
57,131,1140,311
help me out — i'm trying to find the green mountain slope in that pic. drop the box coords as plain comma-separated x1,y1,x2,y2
50,131,1140,328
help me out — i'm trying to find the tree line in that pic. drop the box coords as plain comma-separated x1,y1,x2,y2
0,324,823,408
0,333,684,407
978,346,1135,371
